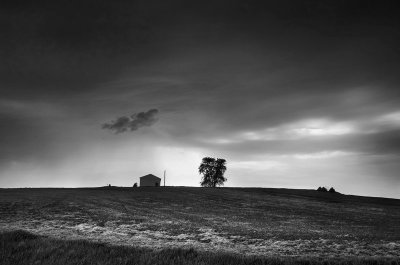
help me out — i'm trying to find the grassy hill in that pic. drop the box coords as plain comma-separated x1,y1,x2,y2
0,187,399,263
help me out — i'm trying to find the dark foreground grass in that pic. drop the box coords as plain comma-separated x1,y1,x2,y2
1,230,398,265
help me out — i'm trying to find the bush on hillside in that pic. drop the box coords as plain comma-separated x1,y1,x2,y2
317,187,337,193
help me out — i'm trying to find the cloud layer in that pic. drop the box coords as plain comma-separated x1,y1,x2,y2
0,0,399,198
102,109,159,133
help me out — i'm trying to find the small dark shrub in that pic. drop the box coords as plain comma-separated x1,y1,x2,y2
133,183,138,188
329,187,336,193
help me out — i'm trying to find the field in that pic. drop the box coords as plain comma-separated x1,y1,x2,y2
1,187,400,264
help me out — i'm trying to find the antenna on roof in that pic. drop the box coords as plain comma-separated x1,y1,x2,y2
163,170,166,187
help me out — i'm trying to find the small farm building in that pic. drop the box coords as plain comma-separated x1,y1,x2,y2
140,174,161,187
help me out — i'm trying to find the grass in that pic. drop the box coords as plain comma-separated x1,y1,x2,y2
1,230,399,265
0,187,400,258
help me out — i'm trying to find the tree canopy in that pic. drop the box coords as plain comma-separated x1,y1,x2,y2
199,157,227,187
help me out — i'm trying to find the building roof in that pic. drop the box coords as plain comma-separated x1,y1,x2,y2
140,174,161,180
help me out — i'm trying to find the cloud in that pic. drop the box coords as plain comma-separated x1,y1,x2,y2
102,109,159,133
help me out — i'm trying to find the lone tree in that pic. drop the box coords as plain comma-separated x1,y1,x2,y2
199,157,227,187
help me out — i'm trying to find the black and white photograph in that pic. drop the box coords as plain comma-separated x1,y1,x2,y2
1,0,400,264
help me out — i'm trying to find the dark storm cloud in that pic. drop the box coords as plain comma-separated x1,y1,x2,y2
2,0,399,95
1,0,156,97
102,109,159,134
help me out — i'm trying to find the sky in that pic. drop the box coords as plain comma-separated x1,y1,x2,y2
1,0,400,198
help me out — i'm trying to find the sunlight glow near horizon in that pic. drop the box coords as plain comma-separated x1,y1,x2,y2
0,144,398,199
0,96,399,198
0,109,398,199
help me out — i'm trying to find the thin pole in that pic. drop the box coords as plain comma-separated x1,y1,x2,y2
164,170,166,187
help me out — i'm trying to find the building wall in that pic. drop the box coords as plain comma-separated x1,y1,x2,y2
140,178,161,187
